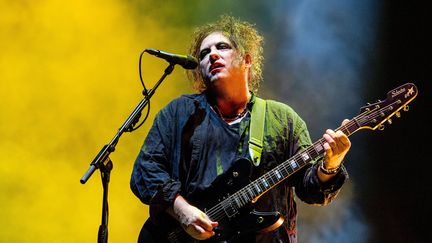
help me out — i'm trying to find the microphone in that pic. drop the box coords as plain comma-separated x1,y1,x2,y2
145,48,198,70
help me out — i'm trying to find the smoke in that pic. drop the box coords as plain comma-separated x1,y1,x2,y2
0,0,192,242
262,1,379,242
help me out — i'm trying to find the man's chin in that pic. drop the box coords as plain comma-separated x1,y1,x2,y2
207,74,221,83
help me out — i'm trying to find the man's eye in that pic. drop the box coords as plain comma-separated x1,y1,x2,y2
199,50,210,60
217,43,231,49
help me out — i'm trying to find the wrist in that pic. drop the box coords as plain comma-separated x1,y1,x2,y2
319,161,341,175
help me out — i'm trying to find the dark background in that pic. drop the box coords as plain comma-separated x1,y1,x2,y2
363,1,430,242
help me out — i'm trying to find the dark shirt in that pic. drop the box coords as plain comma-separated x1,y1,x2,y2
130,93,348,243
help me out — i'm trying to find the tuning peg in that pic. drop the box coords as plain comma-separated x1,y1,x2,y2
387,119,392,125
403,105,409,112
395,112,401,118
378,124,385,130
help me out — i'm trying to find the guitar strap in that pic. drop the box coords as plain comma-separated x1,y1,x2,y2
249,97,266,166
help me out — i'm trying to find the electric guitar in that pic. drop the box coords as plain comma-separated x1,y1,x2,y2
144,83,418,243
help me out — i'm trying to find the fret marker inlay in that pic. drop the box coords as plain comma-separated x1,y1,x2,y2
314,143,324,153
289,160,298,169
261,178,269,188
275,170,282,179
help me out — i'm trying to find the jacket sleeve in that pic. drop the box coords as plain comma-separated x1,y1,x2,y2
130,103,182,220
295,162,348,205
290,115,349,205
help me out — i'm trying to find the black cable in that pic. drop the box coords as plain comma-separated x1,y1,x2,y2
128,49,152,132
139,49,149,95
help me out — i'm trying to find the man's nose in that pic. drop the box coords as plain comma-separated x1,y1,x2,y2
209,52,220,62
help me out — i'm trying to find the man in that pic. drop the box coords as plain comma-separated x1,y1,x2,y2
131,15,350,243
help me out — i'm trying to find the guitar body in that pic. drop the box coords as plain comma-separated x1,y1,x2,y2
139,159,284,243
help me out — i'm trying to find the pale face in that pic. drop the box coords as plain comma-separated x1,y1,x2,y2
198,32,247,87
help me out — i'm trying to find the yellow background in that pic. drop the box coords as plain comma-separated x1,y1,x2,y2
0,0,193,242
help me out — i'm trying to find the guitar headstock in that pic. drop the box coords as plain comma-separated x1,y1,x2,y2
358,83,417,130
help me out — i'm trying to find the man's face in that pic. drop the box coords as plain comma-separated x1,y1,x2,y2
198,32,245,86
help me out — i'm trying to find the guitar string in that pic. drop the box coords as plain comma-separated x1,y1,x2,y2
203,100,402,223
204,115,366,221
204,119,363,221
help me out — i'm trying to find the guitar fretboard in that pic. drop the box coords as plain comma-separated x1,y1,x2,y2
206,119,361,221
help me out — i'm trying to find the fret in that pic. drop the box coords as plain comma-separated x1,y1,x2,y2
286,160,296,172
345,121,356,135
247,187,254,198
349,118,360,134
339,125,349,136
293,156,304,169
261,178,269,189
314,139,326,158
230,197,240,211
289,160,298,170
266,172,276,185
254,183,262,193
269,172,277,186
234,196,242,208
274,169,282,180
307,146,318,159
240,191,247,205
300,152,310,162
279,164,290,177
240,190,248,203
313,141,324,154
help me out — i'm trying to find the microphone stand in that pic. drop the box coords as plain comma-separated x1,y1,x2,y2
80,63,176,243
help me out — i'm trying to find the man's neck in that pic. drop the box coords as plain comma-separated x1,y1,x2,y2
210,87,251,118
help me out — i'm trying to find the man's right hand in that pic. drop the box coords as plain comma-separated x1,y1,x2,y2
170,194,219,240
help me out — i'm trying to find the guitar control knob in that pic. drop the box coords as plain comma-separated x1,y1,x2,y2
233,171,239,177
257,217,264,223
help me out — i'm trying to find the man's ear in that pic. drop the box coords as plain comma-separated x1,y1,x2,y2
244,53,252,67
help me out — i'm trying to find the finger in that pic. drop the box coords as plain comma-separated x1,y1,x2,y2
192,224,206,234
336,131,350,145
326,129,337,139
327,130,348,153
323,132,336,151
333,131,345,150
196,216,217,232
190,225,215,240
322,140,333,160
341,119,350,126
